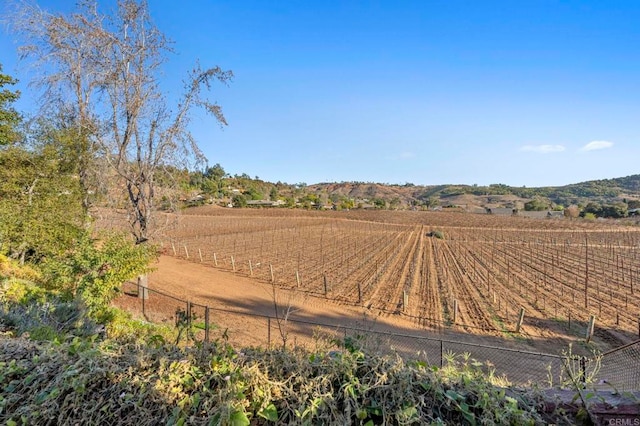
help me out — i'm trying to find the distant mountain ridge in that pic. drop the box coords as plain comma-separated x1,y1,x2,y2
305,174,640,210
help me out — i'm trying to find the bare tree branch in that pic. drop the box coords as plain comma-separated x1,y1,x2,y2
8,0,233,243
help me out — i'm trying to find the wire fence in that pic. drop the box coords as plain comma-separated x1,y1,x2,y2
119,281,637,390
597,340,640,391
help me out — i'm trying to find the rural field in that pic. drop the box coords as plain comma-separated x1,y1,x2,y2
100,206,640,353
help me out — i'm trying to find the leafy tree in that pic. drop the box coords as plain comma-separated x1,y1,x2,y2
0,143,84,263
582,202,602,217
244,186,263,200
425,197,440,209
372,198,386,209
205,163,227,181
524,198,550,211
232,193,247,208
601,203,628,218
0,64,21,146
269,187,279,201
284,197,296,208
41,233,156,320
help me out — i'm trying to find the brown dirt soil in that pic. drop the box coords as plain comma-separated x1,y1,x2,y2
114,255,621,357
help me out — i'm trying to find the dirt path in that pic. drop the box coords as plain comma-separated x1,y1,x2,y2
121,255,625,357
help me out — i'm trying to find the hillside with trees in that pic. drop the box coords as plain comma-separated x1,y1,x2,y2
181,166,640,218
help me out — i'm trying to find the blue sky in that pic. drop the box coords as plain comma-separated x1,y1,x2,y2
2,1,640,187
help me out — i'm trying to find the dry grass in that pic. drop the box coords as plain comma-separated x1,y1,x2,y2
0,329,559,425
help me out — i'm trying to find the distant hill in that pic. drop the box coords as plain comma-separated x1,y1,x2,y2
305,174,640,210
185,167,640,213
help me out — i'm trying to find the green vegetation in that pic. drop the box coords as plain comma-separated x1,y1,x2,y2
0,65,21,146
0,331,558,425
524,198,550,212
1,254,558,425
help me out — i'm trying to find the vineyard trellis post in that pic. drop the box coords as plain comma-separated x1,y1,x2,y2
586,315,596,343
213,252,218,266
323,274,328,296
516,307,525,333
453,299,458,325
584,234,589,308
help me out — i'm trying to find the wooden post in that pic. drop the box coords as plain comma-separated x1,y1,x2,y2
231,256,236,272
323,274,328,296
171,242,176,256
138,275,149,300
453,299,458,325
586,315,596,343
584,235,589,308
270,264,275,283
357,282,362,304
295,270,300,287
198,248,203,263
204,307,210,343
184,245,189,259
403,290,408,313
516,307,525,333
249,260,253,276
213,252,218,267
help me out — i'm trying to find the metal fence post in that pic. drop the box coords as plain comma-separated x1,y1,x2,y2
267,317,271,347
440,340,444,368
187,301,192,329
141,286,146,317
204,306,210,344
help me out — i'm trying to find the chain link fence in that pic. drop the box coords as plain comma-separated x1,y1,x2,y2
119,282,630,389
597,340,640,391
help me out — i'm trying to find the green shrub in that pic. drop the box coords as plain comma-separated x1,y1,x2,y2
105,307,177,345
40,232,157,320
0,335,551,425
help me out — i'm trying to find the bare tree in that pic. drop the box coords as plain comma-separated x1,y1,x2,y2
9,0,232,241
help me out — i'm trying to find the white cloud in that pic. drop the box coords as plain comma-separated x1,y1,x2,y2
581,141,613,151
520,144,566,154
